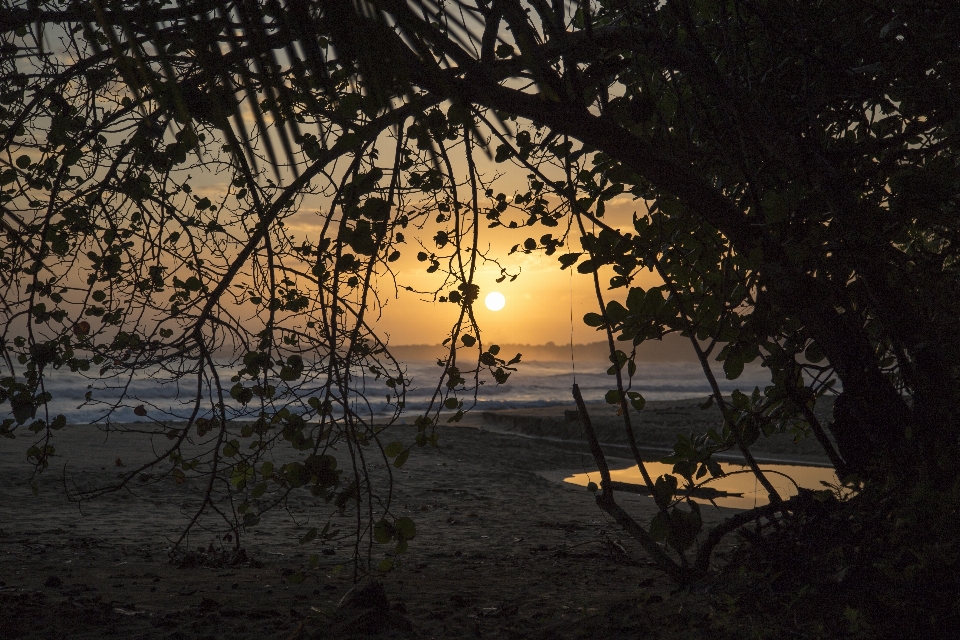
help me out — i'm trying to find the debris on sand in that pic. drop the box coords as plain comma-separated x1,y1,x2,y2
318,581,416,639
170,545,261,569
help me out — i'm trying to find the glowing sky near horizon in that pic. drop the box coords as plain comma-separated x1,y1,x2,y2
180,139,661,347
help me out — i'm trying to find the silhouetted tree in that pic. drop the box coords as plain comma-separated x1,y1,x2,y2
3,0,959,599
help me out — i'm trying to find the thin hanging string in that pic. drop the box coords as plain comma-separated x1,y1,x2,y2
569,266,576,384
570,218,599,385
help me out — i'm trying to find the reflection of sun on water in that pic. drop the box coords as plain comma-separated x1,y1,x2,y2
566,461,839,510
485,291,506,311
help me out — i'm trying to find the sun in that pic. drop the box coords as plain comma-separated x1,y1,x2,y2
484,291,506,311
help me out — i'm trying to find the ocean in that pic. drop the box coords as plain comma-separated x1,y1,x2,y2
24,359,776,425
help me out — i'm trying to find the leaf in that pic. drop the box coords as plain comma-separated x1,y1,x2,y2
461,334,476,347
299,527,318,545
384,441,404,457
731,389,750,411
626,287,646,311
741,420,760,446
672,460,698,480
393,449,410,468
576,259,598,274
494,144,514,163
583,312,605,327
676,502,702,551
649,512,670,542
805,340,826,363
604,389,622,404
605,300,628,322
279,366,301,381
558,253,583,269
396,516,416,540
723,354,745,380
361,197,390,220
653,474,678,504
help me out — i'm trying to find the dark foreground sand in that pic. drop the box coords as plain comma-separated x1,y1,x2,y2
0,401,834,639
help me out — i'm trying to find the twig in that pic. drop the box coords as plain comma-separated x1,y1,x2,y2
573,383,689,584
694,493,804,572
784,362,847,476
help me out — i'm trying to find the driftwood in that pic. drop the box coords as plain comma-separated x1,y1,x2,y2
607,480,743,500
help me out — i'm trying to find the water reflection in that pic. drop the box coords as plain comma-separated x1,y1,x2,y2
565,460,839,510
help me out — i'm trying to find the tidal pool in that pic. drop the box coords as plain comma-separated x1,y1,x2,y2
565,460,840,510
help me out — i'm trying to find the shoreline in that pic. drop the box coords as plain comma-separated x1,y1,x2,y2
45,396,837,468
466,398,836,468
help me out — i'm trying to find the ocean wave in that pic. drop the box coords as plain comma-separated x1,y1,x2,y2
14,359,790,424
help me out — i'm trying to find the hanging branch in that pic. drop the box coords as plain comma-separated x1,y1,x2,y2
648,257,782,503
572,211,677,512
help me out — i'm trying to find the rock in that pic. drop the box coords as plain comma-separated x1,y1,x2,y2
44,575,62,588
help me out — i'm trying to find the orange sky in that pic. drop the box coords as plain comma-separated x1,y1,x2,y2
184,129,662,347
279,192,661,346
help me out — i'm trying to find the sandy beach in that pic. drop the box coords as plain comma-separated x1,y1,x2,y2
0,400,836,639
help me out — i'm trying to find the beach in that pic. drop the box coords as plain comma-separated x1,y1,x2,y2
0,400,835,639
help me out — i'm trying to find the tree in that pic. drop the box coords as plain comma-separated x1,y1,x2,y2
0,0,525,575
3,0,959,619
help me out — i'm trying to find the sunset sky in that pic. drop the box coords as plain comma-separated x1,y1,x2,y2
178,121,665,349
284,192,662,347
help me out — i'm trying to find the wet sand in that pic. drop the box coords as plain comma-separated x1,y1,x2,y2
0,400,835,639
